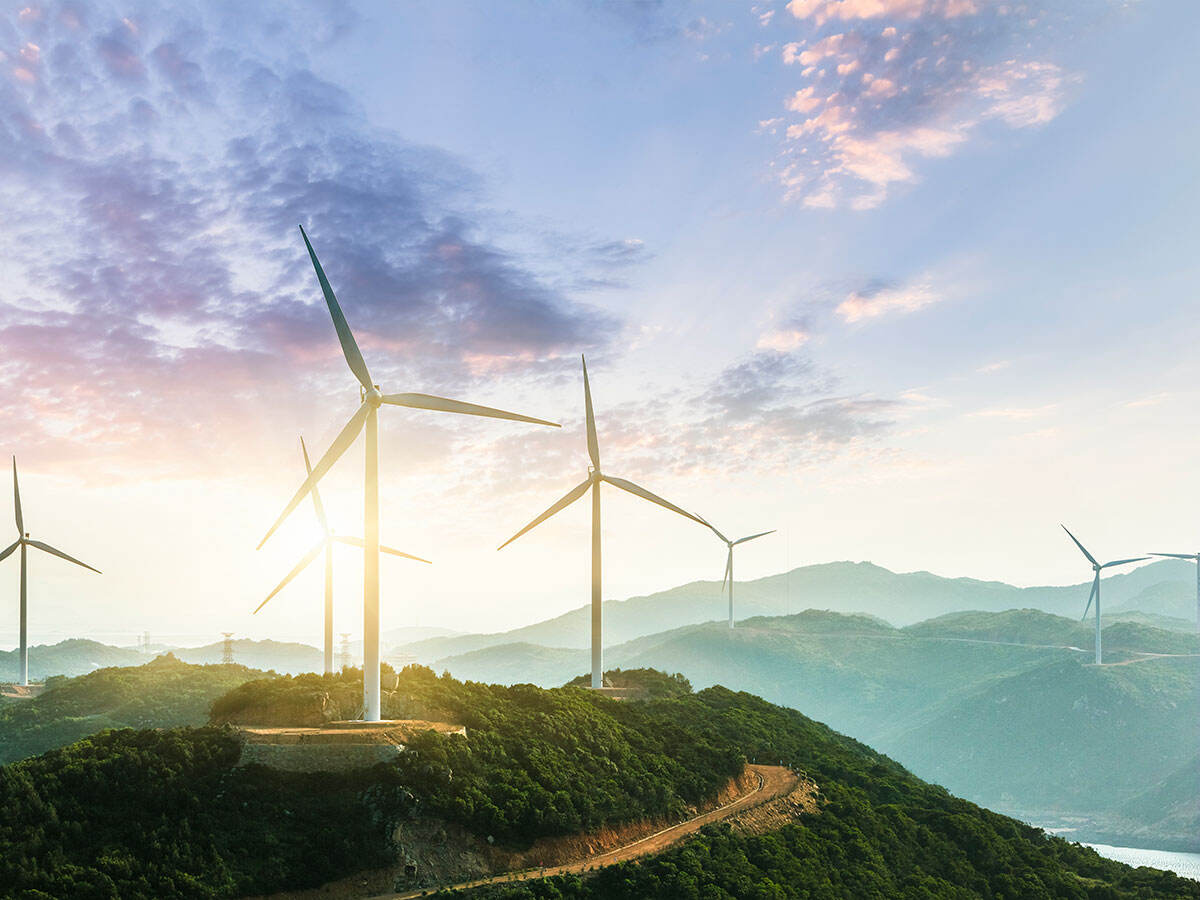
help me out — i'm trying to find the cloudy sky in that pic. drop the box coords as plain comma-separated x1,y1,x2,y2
2,0,1197,647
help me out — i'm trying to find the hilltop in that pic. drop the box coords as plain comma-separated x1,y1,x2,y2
0,667,1195,898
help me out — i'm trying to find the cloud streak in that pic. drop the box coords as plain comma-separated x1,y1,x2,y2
766,1,1084,208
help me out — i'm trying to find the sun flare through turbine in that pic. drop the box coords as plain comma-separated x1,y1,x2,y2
258,226,559,720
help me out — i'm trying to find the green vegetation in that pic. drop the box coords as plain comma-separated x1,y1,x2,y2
458,688,1200,900
0,655,267,764
0,668,1196,898
435,608,1199,849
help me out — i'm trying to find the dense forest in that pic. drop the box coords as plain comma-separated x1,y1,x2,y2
0,666,1196,898
0,655,266,764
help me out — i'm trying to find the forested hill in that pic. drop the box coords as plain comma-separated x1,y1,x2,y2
0,667,1196,898
0,655,267,764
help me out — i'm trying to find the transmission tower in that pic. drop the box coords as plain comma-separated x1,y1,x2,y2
338,633,352,672
221,632,235,665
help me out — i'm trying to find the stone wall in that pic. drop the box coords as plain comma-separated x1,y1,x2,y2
238,740,404,773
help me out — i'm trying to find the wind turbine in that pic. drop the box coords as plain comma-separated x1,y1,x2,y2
1146,551,1200,632
498,356,708,689
253,437,430,674
1061,525,1147,664
1,458,100,685
704,524,774,628
258,226,559,721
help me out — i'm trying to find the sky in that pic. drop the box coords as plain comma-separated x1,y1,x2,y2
1,0,1198,648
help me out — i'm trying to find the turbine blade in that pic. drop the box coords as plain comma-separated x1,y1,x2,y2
582,355,600,469
299,225,373,391
1081,574,1098,621
1101,556,1149,569
12,457,22,535
300,436,330,536
0,540,18,563
601,475,707,526
1149,552,1196,560
1061,524,1098,566
733,529,776,546
254,538,327,614
383,393,559,428
700,517,729,544
26,539,100,574
498,478,592,550
721,549,732,592
258,403,369,550
333,535,431,564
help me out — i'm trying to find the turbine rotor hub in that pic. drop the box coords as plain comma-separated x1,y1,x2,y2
366,385,383,407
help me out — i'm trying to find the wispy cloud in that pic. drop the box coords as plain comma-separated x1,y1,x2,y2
765,1,1086,208
0,1,630,479
836,281,941,322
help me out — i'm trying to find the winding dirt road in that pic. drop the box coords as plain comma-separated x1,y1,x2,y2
371,764,799,899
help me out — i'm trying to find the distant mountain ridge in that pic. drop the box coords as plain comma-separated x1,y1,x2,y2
393,557,1197,662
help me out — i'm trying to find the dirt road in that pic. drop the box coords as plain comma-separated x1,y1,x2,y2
371,764,800,899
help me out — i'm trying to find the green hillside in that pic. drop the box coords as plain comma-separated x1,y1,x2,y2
432,609,1198,849
0,655,267,764
0,669,1194,898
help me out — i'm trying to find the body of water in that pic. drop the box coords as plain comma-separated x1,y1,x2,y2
1086,844,1200,881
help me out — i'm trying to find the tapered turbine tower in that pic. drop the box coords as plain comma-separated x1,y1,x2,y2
704,524,774,628
1147,551,1200,632
254,437,430,673
259,226,559,721
1061,525,1146,664
1,458,100,685
498,356,708,688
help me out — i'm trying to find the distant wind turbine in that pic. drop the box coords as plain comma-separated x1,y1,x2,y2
704,524,774,629
498,356,708,688
1061,525,1147,664
253,437,430,674
258,226,558,721
1146,551,1200,633
1,458,100,685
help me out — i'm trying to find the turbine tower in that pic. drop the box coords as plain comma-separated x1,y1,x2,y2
1147,551,1200,632
1061,525,1146,664
703,524,774,628
498,356,707,688
259,226,559,721
1,458,100,685
254,436,430,674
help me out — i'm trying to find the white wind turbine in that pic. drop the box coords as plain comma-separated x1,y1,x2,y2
259,225,559,721
1,458,100,685
498,356,708,688
703,524,774,628
1062,525,1147,664
253,436,430,674
1146,551,1200,632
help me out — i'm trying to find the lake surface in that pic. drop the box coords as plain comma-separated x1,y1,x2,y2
1086,843,1200,881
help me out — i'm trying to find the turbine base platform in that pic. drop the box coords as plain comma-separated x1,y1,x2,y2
235,719,465,773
